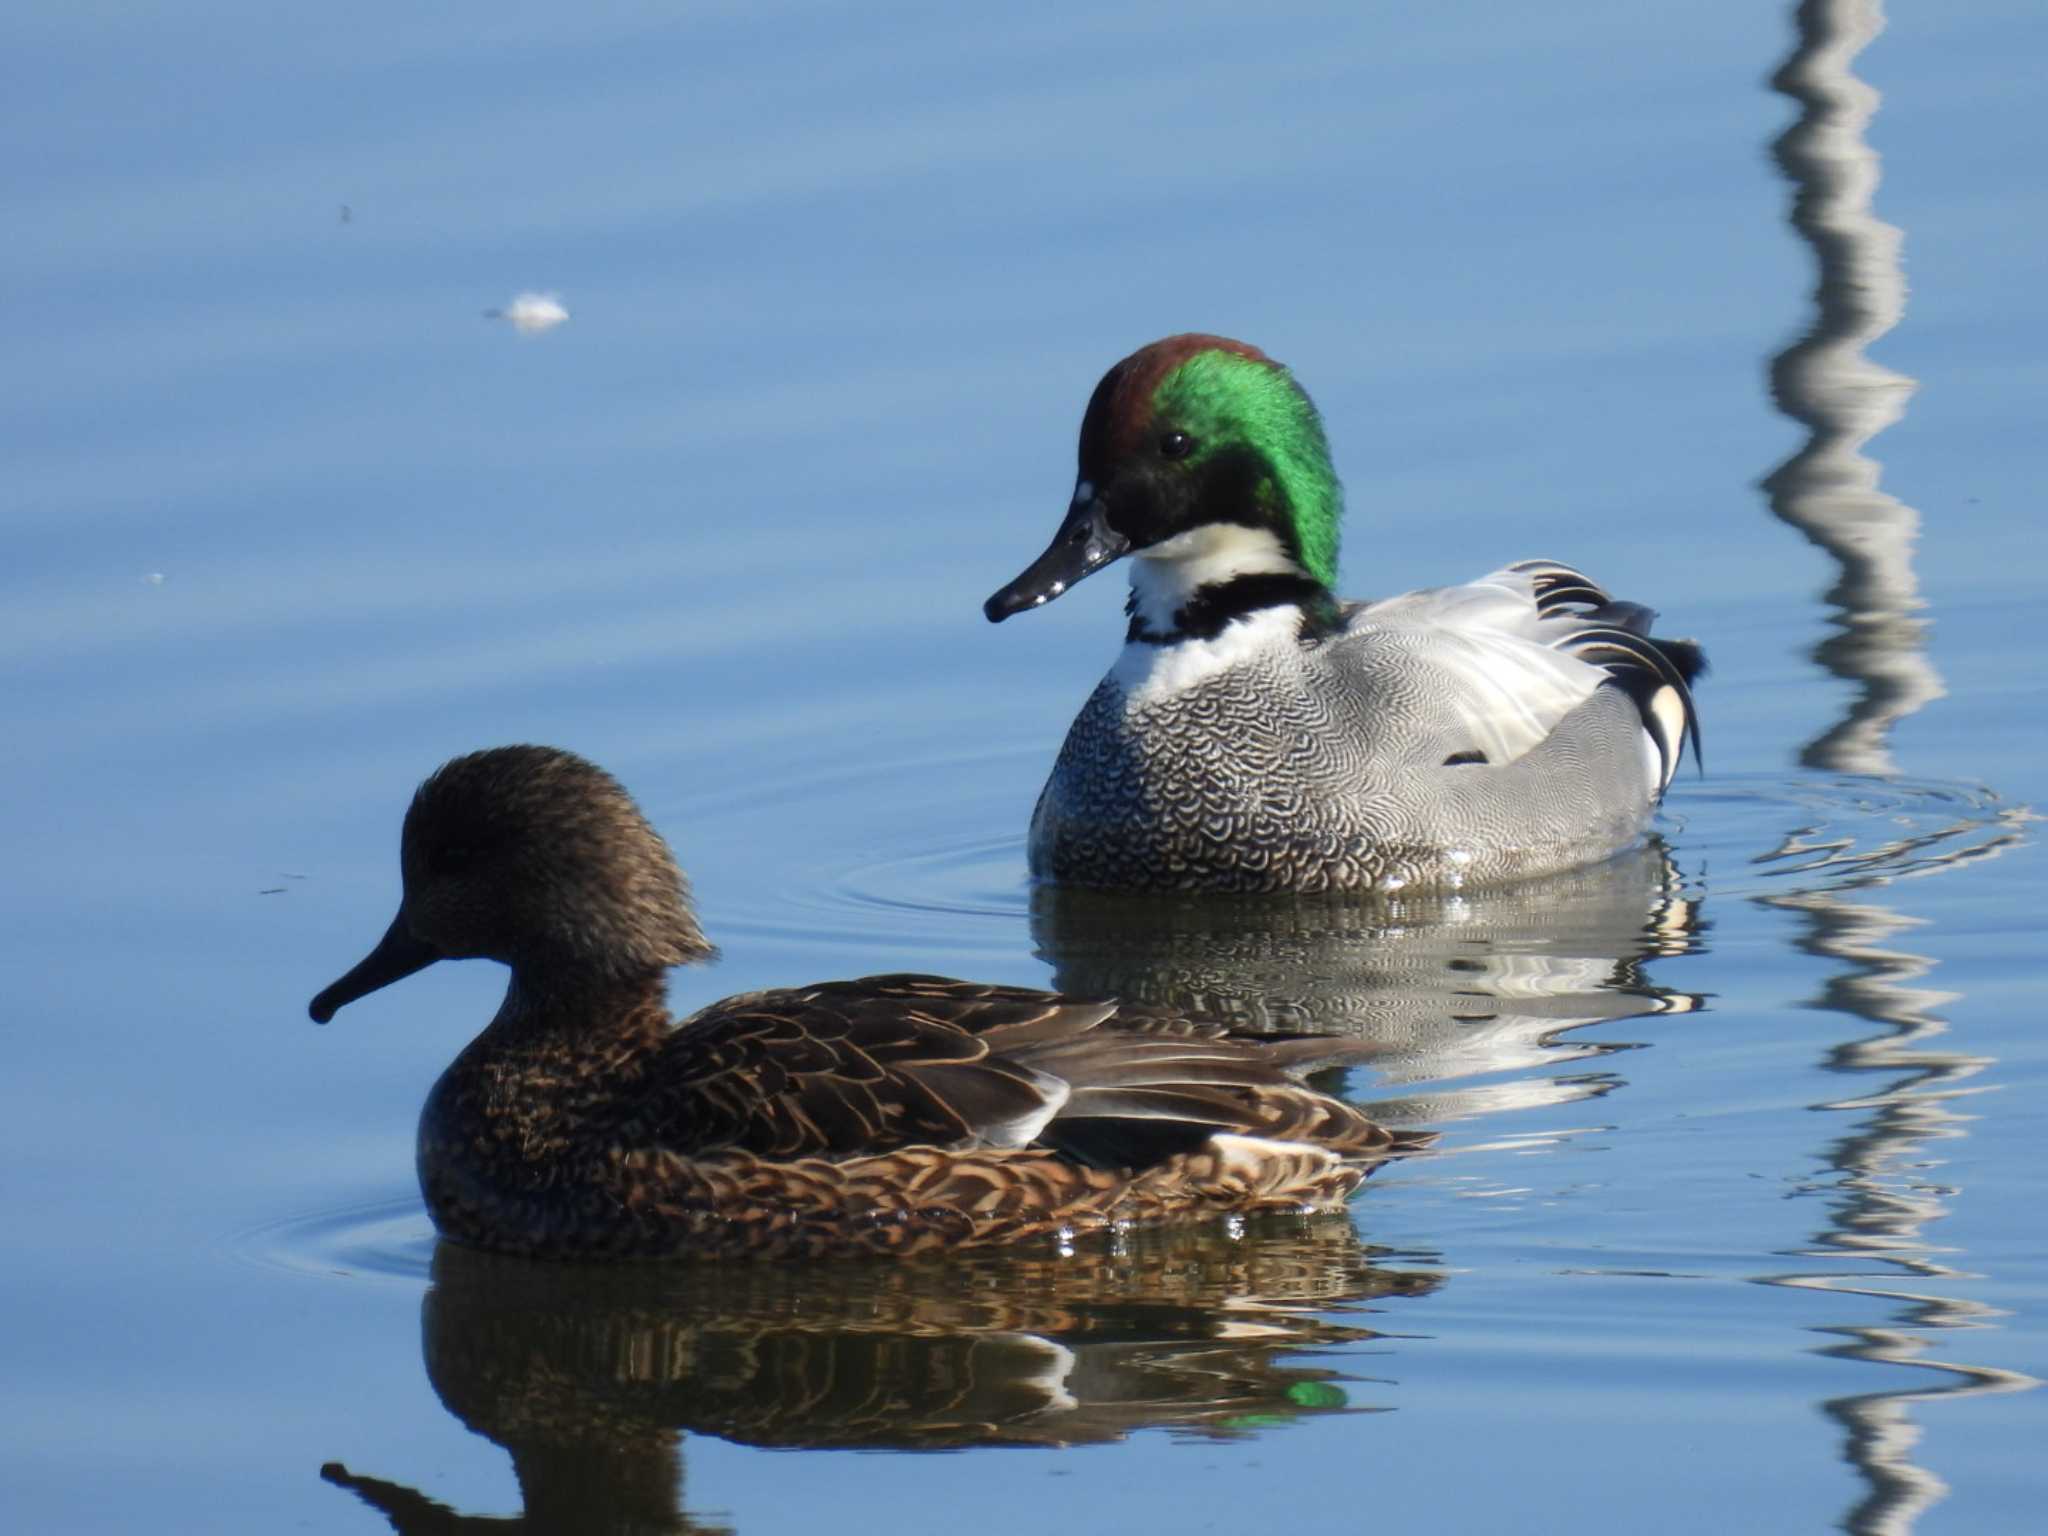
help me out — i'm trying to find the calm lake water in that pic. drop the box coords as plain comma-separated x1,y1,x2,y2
7,2,2045,1531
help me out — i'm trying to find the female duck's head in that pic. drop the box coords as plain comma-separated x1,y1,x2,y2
309,746,713,1023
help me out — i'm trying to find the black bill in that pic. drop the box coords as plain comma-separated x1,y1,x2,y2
309,912,440,1023
983,492,1129,622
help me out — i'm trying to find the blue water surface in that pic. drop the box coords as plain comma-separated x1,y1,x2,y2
4,2,2044,1532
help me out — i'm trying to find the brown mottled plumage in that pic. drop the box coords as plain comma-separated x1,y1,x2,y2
308,746,1429,1260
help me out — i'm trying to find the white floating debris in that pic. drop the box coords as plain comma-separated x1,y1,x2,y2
486,291,569,334
143,572,166,586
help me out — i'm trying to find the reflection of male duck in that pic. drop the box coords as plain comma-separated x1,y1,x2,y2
1031,840,1704,1126
323,1225,1442,1532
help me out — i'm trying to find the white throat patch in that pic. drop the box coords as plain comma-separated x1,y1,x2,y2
1126,525,1300,634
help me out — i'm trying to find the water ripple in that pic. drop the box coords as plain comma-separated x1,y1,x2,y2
1672,772,2027,898
232,1194,436,1285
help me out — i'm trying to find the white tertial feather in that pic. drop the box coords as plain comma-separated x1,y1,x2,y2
1645,684,1690,796
976,1066,1072,1149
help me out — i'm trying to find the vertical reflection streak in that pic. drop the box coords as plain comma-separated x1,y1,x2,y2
1759,887,2032,1536
1760,7,2035,1533
1764,0,1942,777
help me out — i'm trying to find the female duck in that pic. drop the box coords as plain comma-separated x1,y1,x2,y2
985,334,1705,894
308,745,1424,1260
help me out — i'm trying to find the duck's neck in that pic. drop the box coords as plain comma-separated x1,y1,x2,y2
423,965,673,1180
1125,525,1337,644
483,966,673,1053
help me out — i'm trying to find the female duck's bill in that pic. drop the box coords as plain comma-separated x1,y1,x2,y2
309,916,436,1023
304,744,1429,1259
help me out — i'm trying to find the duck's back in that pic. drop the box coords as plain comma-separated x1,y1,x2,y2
1029,566,1677,893
418,973,1420,1259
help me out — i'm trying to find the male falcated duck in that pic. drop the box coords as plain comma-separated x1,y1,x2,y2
985,334,1706,893
308,746,1425,1260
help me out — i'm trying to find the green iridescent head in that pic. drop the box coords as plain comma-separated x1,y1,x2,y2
985,335,1345,622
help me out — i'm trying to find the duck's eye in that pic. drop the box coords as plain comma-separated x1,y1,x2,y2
430,842,475,876
1159,430,1195,460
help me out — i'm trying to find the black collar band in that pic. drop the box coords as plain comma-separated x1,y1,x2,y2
1126,572,1341,645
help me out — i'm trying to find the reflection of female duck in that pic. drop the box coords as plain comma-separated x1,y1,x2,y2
309,746,1428,1260
322,1224,1441,1532
1030,839,1704,1126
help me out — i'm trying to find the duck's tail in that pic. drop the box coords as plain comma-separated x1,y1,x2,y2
1511,559,1707,799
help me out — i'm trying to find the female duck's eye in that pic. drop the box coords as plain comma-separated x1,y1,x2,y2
1160,430,1195,460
